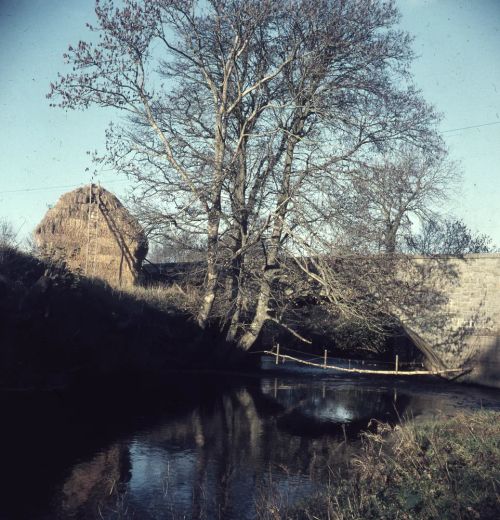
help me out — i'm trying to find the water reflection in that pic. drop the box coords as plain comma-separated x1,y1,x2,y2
1,372,499,520
261,378,408,438
50,383,407,519
58,444,131,518
91,388,332,519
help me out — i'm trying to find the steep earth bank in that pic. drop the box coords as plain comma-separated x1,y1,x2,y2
0,247,255,389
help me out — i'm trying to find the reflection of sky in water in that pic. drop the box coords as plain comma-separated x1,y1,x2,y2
313,403,354,422
128,442,199,515
261,379,391,423
124,436,316,520
64,379,499,518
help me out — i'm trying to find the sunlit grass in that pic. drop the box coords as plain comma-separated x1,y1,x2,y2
119,282,201,314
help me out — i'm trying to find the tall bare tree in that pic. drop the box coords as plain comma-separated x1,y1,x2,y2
49,0,443,352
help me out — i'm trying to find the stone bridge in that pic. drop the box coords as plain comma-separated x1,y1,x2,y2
144,255,500,389
396,254,500,389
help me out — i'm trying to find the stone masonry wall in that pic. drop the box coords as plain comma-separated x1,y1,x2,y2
398,254,500,389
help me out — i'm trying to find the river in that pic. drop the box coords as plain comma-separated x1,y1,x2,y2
1,356,499,519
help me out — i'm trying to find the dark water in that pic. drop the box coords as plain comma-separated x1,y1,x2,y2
1,357,499,520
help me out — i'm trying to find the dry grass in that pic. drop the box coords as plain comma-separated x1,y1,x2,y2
264,410,500,520
118,282,201,314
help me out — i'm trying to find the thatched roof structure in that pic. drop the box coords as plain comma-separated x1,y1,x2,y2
35,184,148,287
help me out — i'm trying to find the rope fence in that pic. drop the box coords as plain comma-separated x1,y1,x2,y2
261,344,427,368
264,345,471,377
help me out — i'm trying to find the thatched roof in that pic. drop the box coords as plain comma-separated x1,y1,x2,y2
35,184,148,287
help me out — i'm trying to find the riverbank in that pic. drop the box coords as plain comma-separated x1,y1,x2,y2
0,247,257,389
273,410,500,520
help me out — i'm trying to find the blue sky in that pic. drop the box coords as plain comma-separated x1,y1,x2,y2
0,0,499,245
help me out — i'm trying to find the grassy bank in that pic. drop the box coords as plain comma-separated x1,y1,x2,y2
266,410,499,520
0,246,255,389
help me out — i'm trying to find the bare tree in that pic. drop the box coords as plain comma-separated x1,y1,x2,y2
231,1,441,350
406,217,495,255
0,219,17,249
148,230,206,264
333,145,458,254
50,0,290,328
49,0,442,352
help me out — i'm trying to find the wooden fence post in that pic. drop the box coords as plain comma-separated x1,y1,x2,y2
395,354,399,374
276,344,280,365
324,349,327,368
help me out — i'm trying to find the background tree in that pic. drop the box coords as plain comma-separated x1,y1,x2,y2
49,0,443,352
0,219,17,249
332,144,457,254
406,217,495,255
147,230,206,264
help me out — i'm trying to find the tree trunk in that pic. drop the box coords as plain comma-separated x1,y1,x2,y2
197,109,226,328
226,137,249,342
236,266,275,350
383,215,403,254
236,118,303,350
384,226,397,254
197,212,220,328
225,244,243,342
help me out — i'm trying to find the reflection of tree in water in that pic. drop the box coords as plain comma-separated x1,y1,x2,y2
54,382,409,520
56,444,131,518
